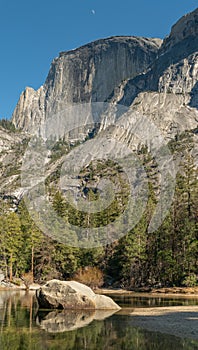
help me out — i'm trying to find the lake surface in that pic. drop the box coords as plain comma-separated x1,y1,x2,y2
107,292,198,308
0,290,198,350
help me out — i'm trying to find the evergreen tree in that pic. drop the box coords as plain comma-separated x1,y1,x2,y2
1,212,23,281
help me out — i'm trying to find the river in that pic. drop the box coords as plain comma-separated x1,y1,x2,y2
0,290,198,349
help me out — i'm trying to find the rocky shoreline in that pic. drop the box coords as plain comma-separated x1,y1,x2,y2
96,287,198,295
0,280,40,290
1,280,198,295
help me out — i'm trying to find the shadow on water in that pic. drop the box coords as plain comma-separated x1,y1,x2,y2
0,291,198,350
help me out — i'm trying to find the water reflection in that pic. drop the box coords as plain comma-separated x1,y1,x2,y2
109,293,198,308
0,291,198,350
37,309,118,332
0,290,38,336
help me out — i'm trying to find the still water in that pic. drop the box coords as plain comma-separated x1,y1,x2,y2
109,293,198,308
0,290,198,350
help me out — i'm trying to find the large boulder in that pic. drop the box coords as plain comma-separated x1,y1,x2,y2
36,280,120,310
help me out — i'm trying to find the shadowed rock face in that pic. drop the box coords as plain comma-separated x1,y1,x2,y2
160,8,198,56
12,36,161,132
113,8,198,108
36,280,121,310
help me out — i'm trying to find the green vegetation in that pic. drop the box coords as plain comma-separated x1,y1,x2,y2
0,118,16,132
0,131,197,288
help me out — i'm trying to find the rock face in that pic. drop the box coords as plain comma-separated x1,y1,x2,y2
11,9,198,144
0,127,23,153
1,8,198,205
0,126,28,197
160,8,198,56
12,87,45,133
104,8,198,147
113,8,198,108
12,36,161,132
36,280,121,310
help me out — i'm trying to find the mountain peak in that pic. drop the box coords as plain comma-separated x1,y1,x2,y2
160,7,198,54
12,36,160,132
58,36,162,57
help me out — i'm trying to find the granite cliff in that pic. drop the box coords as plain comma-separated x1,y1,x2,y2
110,8,198,139
12,36,161,133
11,9,198,143
0,8,197,201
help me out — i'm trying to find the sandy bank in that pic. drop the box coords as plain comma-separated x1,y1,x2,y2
121,306,198,340
96,287,198,295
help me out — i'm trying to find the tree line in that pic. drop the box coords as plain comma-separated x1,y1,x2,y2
0,131,197,288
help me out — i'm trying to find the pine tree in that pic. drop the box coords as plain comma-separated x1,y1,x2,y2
18,200,43,281
1,212,23,281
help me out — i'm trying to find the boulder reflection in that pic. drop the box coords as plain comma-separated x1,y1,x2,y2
37,309,118,332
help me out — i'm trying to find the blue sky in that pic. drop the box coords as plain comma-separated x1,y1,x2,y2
0,0,197,119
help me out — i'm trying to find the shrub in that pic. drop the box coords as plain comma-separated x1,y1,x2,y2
21,272,33,289
182,274,197,287
73,266,104,290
